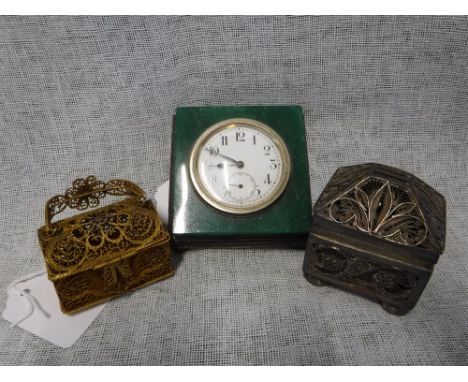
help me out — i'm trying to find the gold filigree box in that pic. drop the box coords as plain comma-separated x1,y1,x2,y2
38,176,175,314
303,163,446,315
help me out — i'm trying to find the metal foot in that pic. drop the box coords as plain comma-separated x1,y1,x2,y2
304,273,328,287
381,303,410,316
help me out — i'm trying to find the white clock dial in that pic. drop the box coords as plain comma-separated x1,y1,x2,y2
189,118,290,214
226,172,256,202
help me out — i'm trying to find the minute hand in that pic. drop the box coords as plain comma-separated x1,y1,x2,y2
216,152,244,168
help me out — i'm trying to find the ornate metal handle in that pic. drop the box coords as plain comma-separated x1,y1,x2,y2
44,176,146,233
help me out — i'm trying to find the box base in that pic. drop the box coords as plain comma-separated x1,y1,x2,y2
303,233,432,316
54,244,175,314
303,271,412,316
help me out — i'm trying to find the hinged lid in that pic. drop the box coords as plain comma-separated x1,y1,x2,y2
38,176,169,281
314,163,446,255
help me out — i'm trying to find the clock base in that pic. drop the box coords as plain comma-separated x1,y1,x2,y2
171,233,308,250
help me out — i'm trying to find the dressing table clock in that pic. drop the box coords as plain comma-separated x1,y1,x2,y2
169,105,311,249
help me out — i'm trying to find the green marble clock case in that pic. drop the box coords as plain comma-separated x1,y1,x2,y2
169,105,312,249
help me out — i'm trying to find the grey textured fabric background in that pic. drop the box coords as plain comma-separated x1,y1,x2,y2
0,16,467,365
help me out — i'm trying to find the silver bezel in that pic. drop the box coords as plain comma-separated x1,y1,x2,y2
189,118,291,215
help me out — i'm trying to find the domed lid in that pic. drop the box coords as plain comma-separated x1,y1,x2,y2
315,163,446,254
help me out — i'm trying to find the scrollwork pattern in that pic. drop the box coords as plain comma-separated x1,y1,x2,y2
326,177,428,247
45,176,145,231
44,201,167,275
54,244,174,313
38,176,174,313
312,245,418,300
64,176,106,210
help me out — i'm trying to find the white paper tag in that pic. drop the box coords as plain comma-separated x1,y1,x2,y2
2,273,106,348
152,180,169,227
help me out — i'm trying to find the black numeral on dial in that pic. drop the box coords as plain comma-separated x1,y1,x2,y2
205,146,219,156
270,159,279,170
236,132,245,142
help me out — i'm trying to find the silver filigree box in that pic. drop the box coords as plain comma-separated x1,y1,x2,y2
303,163,446,315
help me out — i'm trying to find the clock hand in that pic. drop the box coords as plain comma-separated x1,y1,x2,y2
216,153,244,169
208,163,239,169
208,163,224,169
228,183,244,189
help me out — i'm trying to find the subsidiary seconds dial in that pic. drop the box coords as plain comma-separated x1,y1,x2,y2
189,118,291,214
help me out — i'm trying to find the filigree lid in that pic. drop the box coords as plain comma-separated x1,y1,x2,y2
315,164,446,253
38,177,169,281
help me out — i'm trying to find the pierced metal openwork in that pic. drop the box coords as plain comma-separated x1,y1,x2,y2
306,164,446,315
38,176,174,313
325,177,428,246
45,176,146,232
312,244,418,300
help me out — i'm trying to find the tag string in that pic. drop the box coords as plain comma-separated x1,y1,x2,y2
7,271,50,328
